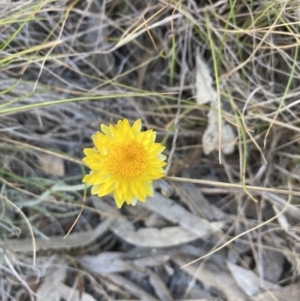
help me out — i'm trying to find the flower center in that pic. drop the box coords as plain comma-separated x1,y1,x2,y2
105,140,147,180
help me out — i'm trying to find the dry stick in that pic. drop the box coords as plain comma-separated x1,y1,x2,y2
179,183,292,269
143,15,159,53
166,176,300,197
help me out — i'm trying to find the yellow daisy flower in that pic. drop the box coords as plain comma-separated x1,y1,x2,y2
82,119,167,208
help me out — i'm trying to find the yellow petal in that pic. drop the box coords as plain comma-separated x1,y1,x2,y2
83,172,107,185
130,197,138,206
101,124,111,136
83,148,97,156
132,119,141,134
97,180,115,196
91,184,101,195
114,188,125,208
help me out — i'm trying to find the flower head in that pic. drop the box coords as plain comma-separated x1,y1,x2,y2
82,119,167,208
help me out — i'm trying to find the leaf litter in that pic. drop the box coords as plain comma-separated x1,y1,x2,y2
195,52,236,155
1,0,300,300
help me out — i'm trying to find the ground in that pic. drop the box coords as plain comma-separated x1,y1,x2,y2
0,1,300,301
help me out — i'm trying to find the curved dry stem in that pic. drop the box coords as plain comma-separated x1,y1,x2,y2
63,190,86,240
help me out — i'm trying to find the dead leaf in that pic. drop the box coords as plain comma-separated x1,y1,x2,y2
144,212,168,228
202,107,236,155
113,224,200,247
36,260,67,301
195,53,217,105
25,275,40,293
92,197,224,248
174,255,250,301
93,198,205,248
2,217,113,252
264,192,300,219
141,192,225,238
227,261,262,296
195,51,236,155
258,248,284,283
57,282,97,301
254,283,300,301
148,270,173,301
37,153,65,176
103,273,159,301
272,204,290,230
132,254,170,267
180,182,226,221
80,252,134,273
